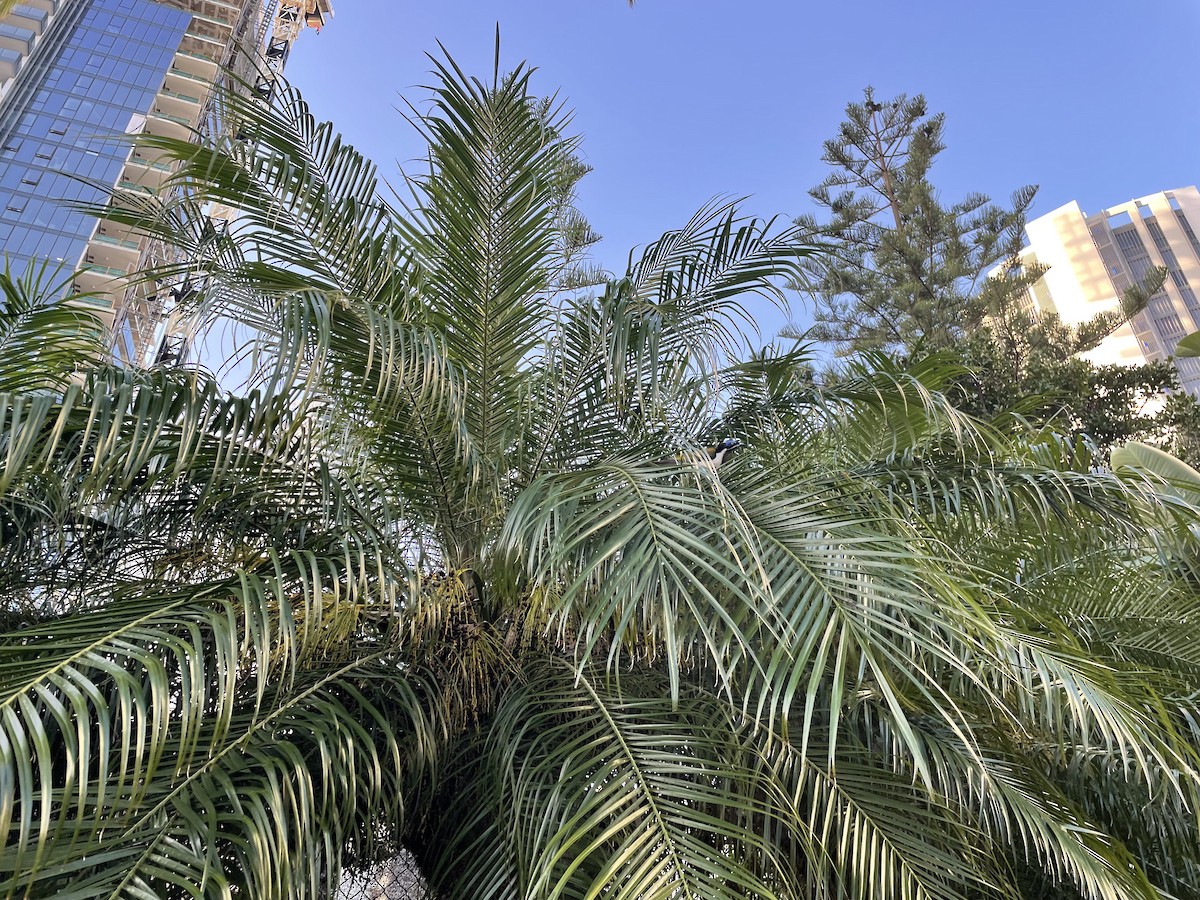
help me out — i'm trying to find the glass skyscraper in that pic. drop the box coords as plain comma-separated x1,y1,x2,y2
0,0,279,364
0,1,190,291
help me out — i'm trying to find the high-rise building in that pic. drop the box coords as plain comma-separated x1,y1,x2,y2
0,0,330,366
1006,187,1200,395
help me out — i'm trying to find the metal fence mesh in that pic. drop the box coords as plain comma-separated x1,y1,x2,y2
337,852,428,900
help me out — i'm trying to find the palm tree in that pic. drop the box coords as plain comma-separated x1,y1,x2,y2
2,50,1198,899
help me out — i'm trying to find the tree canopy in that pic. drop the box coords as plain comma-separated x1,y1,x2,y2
0,54,1199,900
793,88,1038,355
795,88,1200,463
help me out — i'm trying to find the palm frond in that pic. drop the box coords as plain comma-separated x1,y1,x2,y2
0,267,105,394
396,50,568,507
761,719,1161,900
603,201,814,419
500,457,777,699
422,663,786,899
0,364,405,625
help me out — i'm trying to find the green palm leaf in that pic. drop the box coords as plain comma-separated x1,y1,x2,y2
0,268,105,394
6,44,1199,900
423,663,788,899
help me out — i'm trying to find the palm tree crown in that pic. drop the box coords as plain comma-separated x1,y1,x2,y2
1,48,1198,900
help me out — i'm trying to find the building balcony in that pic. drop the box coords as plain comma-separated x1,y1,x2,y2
159,87,201,105
79,263,128,278
6,5,49,35
117,179,156,195
175,48,219,69
0,47,20,82
145,109,193,137
93,221,141,249
15,0,57,15
127,152,172,174
84,246,136,272
166,65,211,87
67,292,116,319
155,88,201,122
189,11,236,30
119,163,165,193
91,234,141,253
0,22,34,55
75,265,128,310
182,28,226,49
201,0,244,15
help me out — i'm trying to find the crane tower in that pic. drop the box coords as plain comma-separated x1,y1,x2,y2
149,0,335,368
256,1,334,103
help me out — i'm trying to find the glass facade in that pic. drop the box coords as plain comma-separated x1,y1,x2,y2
0,0,190,287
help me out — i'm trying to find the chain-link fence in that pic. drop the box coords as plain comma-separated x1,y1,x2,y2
337,852,428,900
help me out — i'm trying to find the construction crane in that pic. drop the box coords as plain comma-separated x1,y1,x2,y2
255,0,333,103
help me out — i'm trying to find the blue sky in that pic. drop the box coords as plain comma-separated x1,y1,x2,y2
284,0,1199,339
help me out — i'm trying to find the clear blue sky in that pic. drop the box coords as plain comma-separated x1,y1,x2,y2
284,0,1200,339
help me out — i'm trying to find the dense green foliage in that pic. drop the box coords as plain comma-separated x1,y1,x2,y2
1,56,1199,900
793,88,1038,354
949,323,1200,465
795,88,1200,461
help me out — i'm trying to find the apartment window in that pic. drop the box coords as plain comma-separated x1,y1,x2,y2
1155,313,1186,338
1112,227,1166,294
1175,210,1200,262
1146,219,1171,252
1097,242,1125,278
1150,296,1177,319
1175,357,1200,379
1113,227,1148,255
1128,256,1157,285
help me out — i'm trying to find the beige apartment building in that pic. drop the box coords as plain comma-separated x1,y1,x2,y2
1007,187,1200,395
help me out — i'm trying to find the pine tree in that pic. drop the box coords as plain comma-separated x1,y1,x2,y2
793,88,1037,354
792,88,1196,458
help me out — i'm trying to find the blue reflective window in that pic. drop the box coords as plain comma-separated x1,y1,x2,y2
0,0,191,280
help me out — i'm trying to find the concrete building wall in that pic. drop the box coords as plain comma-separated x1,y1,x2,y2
1008,187,1200,395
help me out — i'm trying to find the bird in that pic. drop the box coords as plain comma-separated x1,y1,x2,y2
653,438,740,471
704,438,740,470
